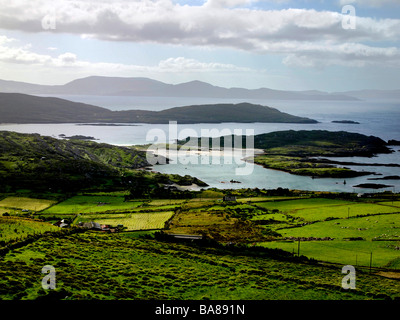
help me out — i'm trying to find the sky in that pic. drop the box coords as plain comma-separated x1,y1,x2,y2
0,0,399,92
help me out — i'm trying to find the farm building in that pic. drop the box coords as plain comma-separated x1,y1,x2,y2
100,224,122,233
78,221,122,233
53,219,69,228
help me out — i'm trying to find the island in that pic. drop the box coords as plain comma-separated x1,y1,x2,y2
353,183,394,189
180,130,392,178
388,139,400,146
0,93,317,124
368,175,400,181
59,134,98,141
332,120,360,124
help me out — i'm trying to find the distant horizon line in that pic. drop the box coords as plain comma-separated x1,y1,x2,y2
1,75,399,95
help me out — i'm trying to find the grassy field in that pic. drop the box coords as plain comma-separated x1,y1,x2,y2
253,197,400,268
253,198,400,222
0,197,57,213
41,195,143,214
253,198,354,213
1,191,399,301
0,231,398,300
0,216,58,243
75,211,175,231
274,213,400,241
259,240,400,268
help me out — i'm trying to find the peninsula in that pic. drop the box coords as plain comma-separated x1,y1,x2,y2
0,93,316,124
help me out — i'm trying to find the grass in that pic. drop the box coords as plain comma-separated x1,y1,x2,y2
253,155,365,178
146,199,187,206
260,241,399,268
0,197,57,213
252,198,400,222
254,198,352,212
294,203,400,222
1,231,399,300
0,216,58,243
259,213,400,268
1,191,400,300
237,196,307,203
275,213,400,241
41,195,143,214
75,211,175,231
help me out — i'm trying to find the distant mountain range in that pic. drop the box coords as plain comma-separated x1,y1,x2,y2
2,75,393,101
0,93,317,124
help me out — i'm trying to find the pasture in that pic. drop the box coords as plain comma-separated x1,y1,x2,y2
253,198,400,222
0,216,58,243
76,211,175,231
0,197,56,213
1,231,399,300
256,199,400,268
41,195,143,214
259,240,399,268
0,190,400,301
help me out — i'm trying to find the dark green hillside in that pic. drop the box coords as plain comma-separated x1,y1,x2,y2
0,131,208,194
0,93,316,124
252,130,391,156
0,131,150,192
181,130,391,157
253,130,391,178
114,103,318,124
0,93,111,123
180,130,392,178
1,231,398,300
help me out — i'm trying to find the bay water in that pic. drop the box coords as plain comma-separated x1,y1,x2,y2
1,96,399,193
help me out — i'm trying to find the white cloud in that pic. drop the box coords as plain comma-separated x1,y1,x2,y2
339,0,400,7
0,0,399,69
282,42,400,68
0,36,251,76
157,57,251,72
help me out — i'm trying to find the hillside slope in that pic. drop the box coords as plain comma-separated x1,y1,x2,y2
0,93,317,124
0,131,150,192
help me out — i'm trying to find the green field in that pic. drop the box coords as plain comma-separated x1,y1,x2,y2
277,213,400,241
75,211,175,231
259,240,400,268
0,216,58,242
41,195,143,214
1,191,400,301
0,197,57,213
255,197,400,268
253,198,400,222
253,198,354,213
1,231,398,300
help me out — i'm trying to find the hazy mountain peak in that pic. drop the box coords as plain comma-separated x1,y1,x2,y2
0,76,364,100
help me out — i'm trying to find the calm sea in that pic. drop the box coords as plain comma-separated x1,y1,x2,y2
1,96,399,192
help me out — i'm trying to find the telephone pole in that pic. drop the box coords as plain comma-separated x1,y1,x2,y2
297,238,301,256
369,252,373,273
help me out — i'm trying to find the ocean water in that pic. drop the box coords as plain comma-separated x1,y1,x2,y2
1,96,399,192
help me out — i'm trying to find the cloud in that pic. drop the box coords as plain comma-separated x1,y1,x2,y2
0,36,251,75
0,0,399,69
338,0,400,7
282,42,400,68
157,57,251,72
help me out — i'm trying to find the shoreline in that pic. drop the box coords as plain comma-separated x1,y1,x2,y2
150,146,265,161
